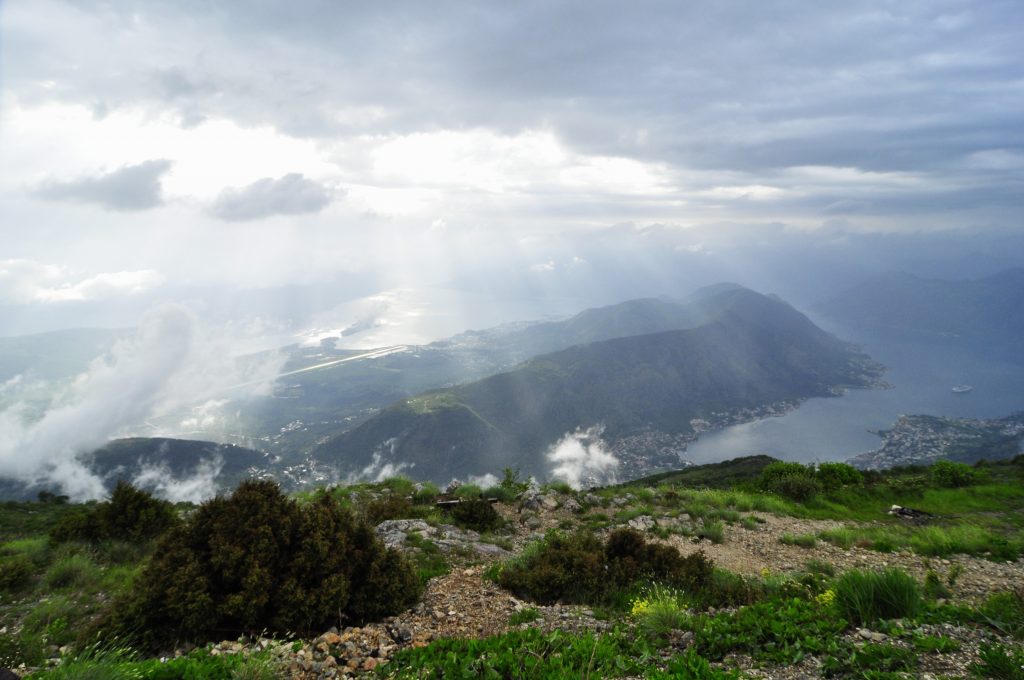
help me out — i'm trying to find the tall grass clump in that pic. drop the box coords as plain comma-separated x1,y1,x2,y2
42,552,102,591
833,568,922,625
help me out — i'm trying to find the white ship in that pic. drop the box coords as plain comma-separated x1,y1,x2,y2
951,384,974,394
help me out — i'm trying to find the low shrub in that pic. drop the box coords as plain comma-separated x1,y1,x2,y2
363,494,418,525
411,482,440,505
508,607,541,626
0,553,33,591
50,481,178,544
104,480,421,648
930,460,980,488
448,498,504,532
760,462,821,502
833,568,923,625
497,528,712,605
816,462,863,491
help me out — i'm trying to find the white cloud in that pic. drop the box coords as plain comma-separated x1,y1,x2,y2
34,160,172,211
0,305,283,499
132,450,225,503
210,173,335,221
546,425,620,490
0,259,164,304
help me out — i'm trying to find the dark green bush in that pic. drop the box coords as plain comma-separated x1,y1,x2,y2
363,494,418,525
105,480,421,648
498,530,605,604
0,554,33,591
50,481,178,543
497,528,712,605
760,462,821,501
448,498,504,532
930,460,980,488
816,462,863,491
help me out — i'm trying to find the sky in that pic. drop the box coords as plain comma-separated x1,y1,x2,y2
2,0,1024,342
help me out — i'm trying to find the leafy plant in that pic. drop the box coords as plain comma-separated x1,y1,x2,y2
821,642,918,677
692,597,847,663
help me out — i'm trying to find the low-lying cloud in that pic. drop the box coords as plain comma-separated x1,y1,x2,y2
34,159,172,211
132,448,225,504
546,425,620,490
0,305,283,500
209,173,334,221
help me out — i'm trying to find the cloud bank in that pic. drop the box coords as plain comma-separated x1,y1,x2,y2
0,305,283,500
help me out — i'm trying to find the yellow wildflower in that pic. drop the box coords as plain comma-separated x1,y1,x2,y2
760,567,771,578
816,589,836,607
630,597,651,617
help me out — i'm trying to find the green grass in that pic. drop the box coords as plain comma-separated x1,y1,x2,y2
26,645,279,680
379,627,657,678
404,532,450,584
509,607,542,626
818,522,1024,560
780,532,817,548
697,519,725,544
833,568,923,626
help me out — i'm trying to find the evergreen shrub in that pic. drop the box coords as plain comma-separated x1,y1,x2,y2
497,527,712,605
106,480,421,648
50,481,178,543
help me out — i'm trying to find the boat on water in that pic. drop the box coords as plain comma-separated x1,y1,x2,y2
951,384,974,394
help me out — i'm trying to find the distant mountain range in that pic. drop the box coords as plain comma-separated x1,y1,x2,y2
814,268,1024,357
0,284,885,499
314,288,883,483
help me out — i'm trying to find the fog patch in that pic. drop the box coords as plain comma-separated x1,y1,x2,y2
546,425,620,489
351,440,412,482
0,305,283,500
132,452,225,503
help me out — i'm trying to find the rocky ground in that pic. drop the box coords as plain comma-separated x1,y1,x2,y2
187,490,1024,679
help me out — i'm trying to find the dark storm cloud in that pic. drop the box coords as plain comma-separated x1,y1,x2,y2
209,173,334,221
34,160,172,211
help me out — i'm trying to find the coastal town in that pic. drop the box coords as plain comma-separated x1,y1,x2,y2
847,412,1024,470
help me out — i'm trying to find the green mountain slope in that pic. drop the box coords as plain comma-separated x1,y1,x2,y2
237,290,753,459
315,289,883,483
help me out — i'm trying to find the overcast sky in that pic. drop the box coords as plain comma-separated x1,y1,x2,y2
2,0,1023,338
